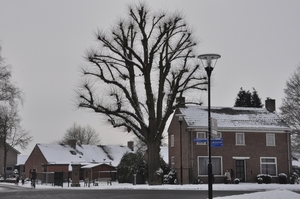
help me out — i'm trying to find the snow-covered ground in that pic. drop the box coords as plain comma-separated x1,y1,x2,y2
2,181,300,199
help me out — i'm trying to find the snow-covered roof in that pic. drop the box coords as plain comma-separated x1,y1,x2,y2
179,106,291,132
37,143,134,167
17,155,29,165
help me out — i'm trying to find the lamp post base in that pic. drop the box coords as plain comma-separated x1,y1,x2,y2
208,163,213,199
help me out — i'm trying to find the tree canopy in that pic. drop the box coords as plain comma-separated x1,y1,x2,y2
280,64,300,153
0,46,32,179
59,123,101,145
76,3,207,184
234,87,263,108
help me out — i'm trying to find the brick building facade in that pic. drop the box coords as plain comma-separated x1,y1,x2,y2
168,99,292,184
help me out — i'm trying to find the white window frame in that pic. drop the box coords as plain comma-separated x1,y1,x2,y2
236,133,245,145
266,133,275,146
170,134,174,147
198,156,223,176
196,132,207,145
260,157,277,176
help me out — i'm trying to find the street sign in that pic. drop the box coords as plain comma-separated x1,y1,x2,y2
211,138,223,147
211,143,223,147
211,117,218,135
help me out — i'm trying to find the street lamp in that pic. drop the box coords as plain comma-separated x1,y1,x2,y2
176,114,185,185
198,54,221,199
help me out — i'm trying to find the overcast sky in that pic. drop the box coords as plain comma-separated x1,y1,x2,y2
1,0,300,155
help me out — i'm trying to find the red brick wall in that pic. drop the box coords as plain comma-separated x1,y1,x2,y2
25,145,47,178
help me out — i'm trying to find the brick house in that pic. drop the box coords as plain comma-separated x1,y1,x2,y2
25,140,135,181
0,143,20,177
168,99,292,184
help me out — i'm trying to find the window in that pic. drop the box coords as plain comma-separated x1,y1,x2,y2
170,134,174,147
236,133,245,145
266,133,275,146
198,156,222,175
196,132,206,145
260,157,277,176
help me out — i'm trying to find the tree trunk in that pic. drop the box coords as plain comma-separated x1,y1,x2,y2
147,139,162,185
3,142,7,180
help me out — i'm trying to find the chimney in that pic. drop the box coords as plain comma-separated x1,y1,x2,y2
265,98,275,112
68,139,77,149
176,97,185,108
127,141,134,151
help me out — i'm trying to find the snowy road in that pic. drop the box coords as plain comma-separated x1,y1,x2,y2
1,182,300,199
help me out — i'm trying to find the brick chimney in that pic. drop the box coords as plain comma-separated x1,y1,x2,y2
127,141,134,151
265,98,275,112
68,139,77,149
176,97,185,108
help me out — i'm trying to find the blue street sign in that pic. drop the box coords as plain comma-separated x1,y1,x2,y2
194,138,223,147
211,138,223,147
211,143,223,147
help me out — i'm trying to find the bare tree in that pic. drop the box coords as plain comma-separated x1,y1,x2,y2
60,123,101,145
77,3,207,185
0,46,32,179
280,64,300,153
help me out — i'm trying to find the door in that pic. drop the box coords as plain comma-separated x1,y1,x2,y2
236,160,245,182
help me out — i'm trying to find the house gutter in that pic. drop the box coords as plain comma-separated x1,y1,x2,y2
187,126,291,133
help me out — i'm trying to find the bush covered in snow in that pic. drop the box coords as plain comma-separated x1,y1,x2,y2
163,169,177,184
234,178,240,184
278,173,288,184
290,172,299,184
257,174,272,184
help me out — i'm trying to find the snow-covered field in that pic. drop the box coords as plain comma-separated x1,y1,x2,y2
2,182,300,199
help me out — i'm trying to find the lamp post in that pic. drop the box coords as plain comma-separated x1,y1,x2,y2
176,114,185,185
198,54,221,199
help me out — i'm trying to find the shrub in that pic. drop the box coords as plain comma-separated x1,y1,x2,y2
257,174,272,184
234,178,240,184
278,173,287,184
117,151,148,184
163,169,177,184
257,177,263,184
290,172,299,184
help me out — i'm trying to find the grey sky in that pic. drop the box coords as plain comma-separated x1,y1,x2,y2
1,0,300,154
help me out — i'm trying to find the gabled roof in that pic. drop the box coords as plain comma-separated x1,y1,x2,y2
179,106,291,132
36,143,134,167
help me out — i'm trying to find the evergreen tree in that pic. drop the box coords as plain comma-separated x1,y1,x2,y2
117,151,148,184
234,87,263,108
251,88,263,108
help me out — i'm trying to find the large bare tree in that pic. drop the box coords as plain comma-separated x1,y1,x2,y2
280,64,300,153
0,46,32,179
77,3,207,185
59,123,101,145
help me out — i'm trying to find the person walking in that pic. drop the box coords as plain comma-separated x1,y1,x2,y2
30,169,37,188
230,169,235,183
224,169,231,184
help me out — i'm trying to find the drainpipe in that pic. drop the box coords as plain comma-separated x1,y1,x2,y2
287,131,291,176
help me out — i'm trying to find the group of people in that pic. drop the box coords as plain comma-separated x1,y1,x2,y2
14,168,37,188
224,169,235,184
